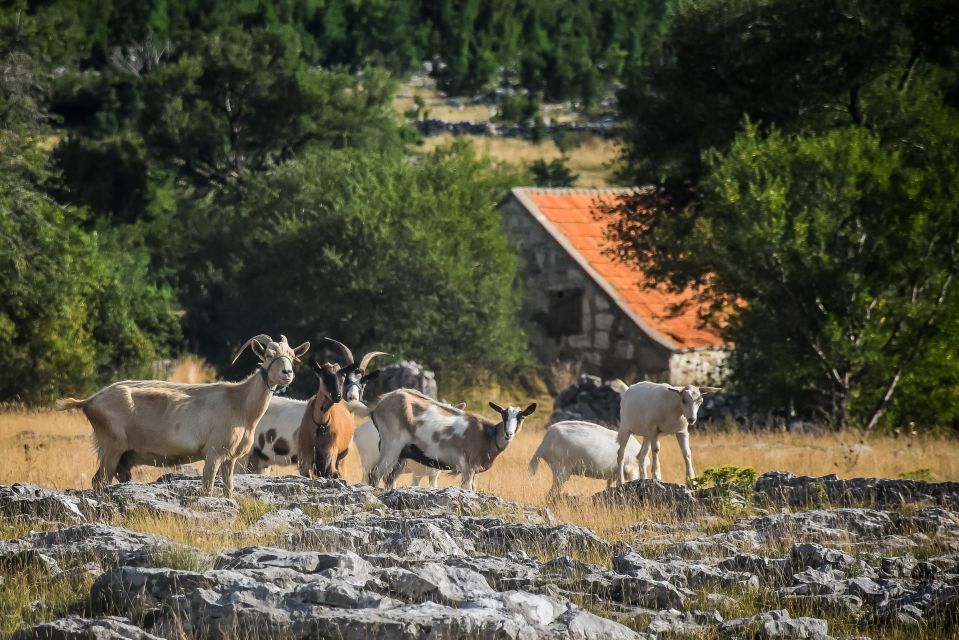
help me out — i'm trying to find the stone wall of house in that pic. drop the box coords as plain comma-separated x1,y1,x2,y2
501,196,672,382
668,348,729,387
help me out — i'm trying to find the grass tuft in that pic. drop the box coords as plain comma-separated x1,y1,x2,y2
0,563,94,638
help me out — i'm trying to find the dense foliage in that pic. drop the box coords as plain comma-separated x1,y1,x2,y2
0,2,544,402
0,12,180,403
179,143,528,391
611,0,959,428
18,0,668,108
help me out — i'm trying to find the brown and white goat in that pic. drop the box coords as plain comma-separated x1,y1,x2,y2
368,389,536,490
296,339,386,479
56,334,309,497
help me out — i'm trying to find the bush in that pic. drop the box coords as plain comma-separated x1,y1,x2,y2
179,141,530,389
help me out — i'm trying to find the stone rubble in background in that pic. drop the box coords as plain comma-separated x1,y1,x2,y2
2,473,959,639
362,360,439,400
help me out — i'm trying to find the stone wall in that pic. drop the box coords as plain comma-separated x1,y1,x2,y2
501,196,672,382
668,348,729,387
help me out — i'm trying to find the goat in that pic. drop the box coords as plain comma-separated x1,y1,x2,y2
368,389,535,491
296,339,386,479
528,420,641,502
241,344,386,475
355,401,466,487
615,381,720,484
56,334,309,497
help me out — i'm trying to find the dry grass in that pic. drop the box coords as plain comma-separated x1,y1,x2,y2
3,405,957,500
165,355,216,384
416,134,619,187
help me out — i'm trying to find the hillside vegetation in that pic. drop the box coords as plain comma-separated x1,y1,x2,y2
1,0,958,431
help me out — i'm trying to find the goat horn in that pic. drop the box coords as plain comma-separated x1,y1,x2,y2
359,351,390,371
324,338,354,365
231,334,274,365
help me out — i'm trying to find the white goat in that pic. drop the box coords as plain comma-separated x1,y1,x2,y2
240,344,386,474
528,420,641,501
369,389,535,490
616,381,720,484
56,334,309,497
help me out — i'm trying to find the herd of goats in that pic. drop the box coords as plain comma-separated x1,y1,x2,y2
56,334,722,502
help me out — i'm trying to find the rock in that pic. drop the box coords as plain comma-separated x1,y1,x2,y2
613,551,758,591
880,554,917,579
613,576,689,609
719,553,789,582
0,483,105,524
380,521,468,559
790,543,855,571
785,568,848,596
720,609,832,639
595,480,700,515
101,480,238,521
781,594,863,615
0,549,62,574
215,547,373,578
644,608,723,636
844,577,886,605
250,507,313,533
383,563,494,604
379,486,525,517
481,522,611,556
550,376,624,426
11,615,165,639
884,603,924,626
92,560,641,639
362,360,438,399
750,509,893,542
754,472,959,510
0,524,171,566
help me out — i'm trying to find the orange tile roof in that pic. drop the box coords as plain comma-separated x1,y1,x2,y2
513,188,726,350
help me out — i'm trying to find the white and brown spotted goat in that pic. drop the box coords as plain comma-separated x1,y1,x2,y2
56,334,309,497
368,389,536,490
295,339,387,479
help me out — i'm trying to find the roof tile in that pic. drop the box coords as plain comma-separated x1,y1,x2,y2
518,188,725,349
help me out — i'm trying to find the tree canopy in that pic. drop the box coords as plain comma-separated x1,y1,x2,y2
610,0,959,429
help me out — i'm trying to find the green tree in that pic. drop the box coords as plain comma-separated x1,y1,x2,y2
179,141,529,387
648,121,959,428
140,26,403,190
616,0,959,198
530,158,577,187
0,11,180,403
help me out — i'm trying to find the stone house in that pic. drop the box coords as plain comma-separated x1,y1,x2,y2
500,187,729,386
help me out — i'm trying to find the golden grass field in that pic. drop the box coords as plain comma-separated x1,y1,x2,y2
416,134,619,187
3,385,957,523
3,359,959,639
395,79,620,187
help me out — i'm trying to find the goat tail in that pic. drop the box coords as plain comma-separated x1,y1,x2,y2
528,448,542,477
347,400,370,418
55,397,86,412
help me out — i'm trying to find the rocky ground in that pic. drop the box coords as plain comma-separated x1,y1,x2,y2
1,472,958,639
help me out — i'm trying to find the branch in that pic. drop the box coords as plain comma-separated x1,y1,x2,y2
898,42,923,92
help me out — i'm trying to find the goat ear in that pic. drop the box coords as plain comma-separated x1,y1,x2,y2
699,386,722,394
667,384,684,394
360,369,381,383
488,401,506,414
292,341,310,361
310,355,322,374
454,402,467,410
521,403,537,417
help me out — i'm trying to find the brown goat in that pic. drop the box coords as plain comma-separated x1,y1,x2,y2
297,339,384,479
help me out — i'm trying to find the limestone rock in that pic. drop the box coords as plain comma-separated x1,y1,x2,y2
11,616,165,640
